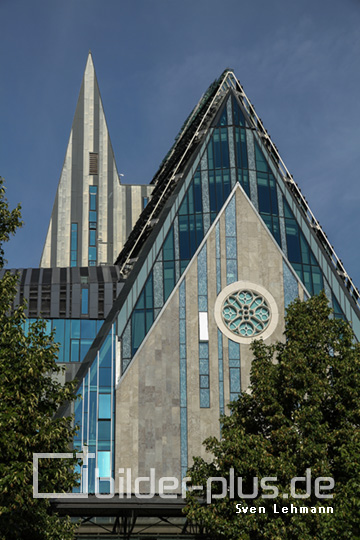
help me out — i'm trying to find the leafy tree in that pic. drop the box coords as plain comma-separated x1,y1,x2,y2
185,292,360,540
0,178,79,540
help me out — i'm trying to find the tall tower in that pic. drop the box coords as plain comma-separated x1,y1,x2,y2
40,53,153,268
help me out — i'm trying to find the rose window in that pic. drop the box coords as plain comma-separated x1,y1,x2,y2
221,290,271,337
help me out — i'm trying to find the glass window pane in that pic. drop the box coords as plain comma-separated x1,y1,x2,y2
221,128,229,168
163,228,174,261
81,288,89,314
99,394,111,419
99,334,112,367
98,420,111,440
88,246,97,262
80,339,93,362
163,261,175,302
71,339,80,362
255,141,268,172
98,451,111,478
81,319,96,339
90,194,97,211
200,389,210,408
89,229,96,246
99,368,112,387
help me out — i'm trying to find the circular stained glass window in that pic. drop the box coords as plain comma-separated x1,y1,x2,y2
222,290,271,338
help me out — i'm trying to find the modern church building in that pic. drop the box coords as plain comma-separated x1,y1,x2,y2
4,53,360,537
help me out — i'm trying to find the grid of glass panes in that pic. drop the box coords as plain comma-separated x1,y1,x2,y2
254,140,281,246
74,323,116,494
283,198,324,295
23,318,103,363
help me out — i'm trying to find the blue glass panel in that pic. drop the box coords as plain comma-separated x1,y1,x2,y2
229,359,240,368
98,440,111,451
221,128,230,168
90,361,97,388
230,368,241,393
89,211,97,222
70,339,80,362
198,295,207,311
81,319,96,339
195,214,204,244
84,377,89,413
189,215,197,256
228,339,240,359
99,334,112,367
71,319,80,338
89,391,97,445
332,294,346,320
194,172,203,213
199,342,209,359
218,106,228,126
199,357,209,374
285,218,301,263
96,320,104,332
81,288,89,314
213,129,221,169
312,267,323,295
200,389,210,408
80,339,92,362
223,169,231,199
255,140,268,172
163,227,174,261
98,451,111,478
215,171,223,210
179,215,190,260
89,229,96,246
179,193,188,215
88,246,97,262
99,394,111,419
164,261,175,302
90,194,97,211
208,171,216,212
200,375,209,388
226,259,237,285
207,136,214,169
71,223,78,250
188,183,195,215
98,420,111,440
89,186,98,194
99,368,112,387
232,95,245,126
64,320,70,362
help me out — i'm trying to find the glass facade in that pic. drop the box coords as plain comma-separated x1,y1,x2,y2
283,198,324,295
73,323,116,494
23,318,103,363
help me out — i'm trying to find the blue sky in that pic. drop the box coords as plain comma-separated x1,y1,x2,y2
1,0,360,287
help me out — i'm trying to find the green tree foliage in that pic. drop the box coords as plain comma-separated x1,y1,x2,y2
185,292,360,539
0,178,79,539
